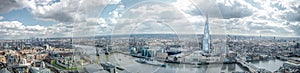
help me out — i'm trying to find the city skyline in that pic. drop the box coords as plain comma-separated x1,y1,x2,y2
1,0,300,73
0,0,299,39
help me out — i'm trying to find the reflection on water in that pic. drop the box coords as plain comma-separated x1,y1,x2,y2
96,56,100,64
74,45,249,73
106,55,109,62
75,45,288,72
248,59,285,72
221,64,248,72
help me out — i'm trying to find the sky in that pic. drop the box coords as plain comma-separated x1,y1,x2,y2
0,0,299,39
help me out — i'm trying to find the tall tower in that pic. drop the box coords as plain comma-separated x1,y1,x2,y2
95,44,101,64
202,14,211,53
96,47,100,56
96,47,100,64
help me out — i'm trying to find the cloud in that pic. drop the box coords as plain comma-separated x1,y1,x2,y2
171,0,202,16
0,0,121,22
267,0,300,22
0,21,49,39
0,16,3,20
1,0,300,39
71,18,110,37
0,0,28,13
0,0,116,39
217,3,254,19
214,0,300,21
29,0,110,22
222,16,296,36
0,17,108,39
113,2,199,35
215,0,259,19
289,22,300,35
208,0,300,36
109,0,121,4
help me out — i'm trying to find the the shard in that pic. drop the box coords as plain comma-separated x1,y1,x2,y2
202,14,211,53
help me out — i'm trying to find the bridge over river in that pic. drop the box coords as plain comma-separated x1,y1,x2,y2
236,57,272,73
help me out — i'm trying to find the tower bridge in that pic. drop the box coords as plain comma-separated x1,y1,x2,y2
236,57,271,73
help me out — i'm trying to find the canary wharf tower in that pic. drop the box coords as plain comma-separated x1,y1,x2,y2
202,14,211,53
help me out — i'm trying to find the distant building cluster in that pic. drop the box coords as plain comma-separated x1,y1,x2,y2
0,38,77,73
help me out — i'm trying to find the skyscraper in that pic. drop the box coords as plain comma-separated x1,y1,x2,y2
202,14,211,53
296,43,300,48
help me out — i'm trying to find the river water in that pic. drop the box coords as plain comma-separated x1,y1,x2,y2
74,45,284,73
248,59,285,72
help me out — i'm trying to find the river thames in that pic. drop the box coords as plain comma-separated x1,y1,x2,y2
74,45,285,73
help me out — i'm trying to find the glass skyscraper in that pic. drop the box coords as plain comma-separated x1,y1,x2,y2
202,14,211,53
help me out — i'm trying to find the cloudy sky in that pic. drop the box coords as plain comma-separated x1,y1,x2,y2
0,0,299,39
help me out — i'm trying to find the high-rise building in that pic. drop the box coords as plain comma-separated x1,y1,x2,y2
296,43,300,48
202,14,211,53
